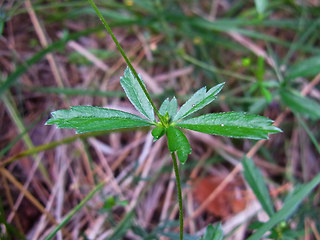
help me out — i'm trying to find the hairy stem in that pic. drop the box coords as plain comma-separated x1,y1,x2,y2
171,152,184,240
88,0,163,123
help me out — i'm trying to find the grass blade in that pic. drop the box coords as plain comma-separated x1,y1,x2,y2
242,157,275,217
45,181,105,240
108,211,134,240
280,88,320,120
286,55,320,80
247,173,320,240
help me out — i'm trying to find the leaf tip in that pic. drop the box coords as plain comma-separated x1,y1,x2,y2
45,111,57,125
273,126,283,133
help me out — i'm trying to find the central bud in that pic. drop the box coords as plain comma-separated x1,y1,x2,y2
159,112,171,128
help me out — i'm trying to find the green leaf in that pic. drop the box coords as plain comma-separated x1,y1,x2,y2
286,56,320,80
256,56,265,82
120,67,155,121
280,88,320,120
176,112,281,140
45,106,153,133
109,211,134,240
166,126,191,164
261,87,272,103
247,173,320,240
254,0,267,15
199,224,223,240
173,83,225,122
151,126,165,142
159,97,178,120
242,157,274,217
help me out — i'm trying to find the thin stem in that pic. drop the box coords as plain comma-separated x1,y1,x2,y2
171,152,184,240
88,0,163,123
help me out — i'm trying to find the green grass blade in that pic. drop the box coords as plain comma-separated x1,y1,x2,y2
282,18,320,67
45,181,105,240
177,112,282,140
280,88,320,120
1,94,51,183
242,157,275,217
0,117,39,157
247,173,320,240
285,55,320,80
108,211,134,240
46,106,153,134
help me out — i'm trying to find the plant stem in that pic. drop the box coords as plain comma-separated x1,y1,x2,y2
171,152,184,240
88,0,163,123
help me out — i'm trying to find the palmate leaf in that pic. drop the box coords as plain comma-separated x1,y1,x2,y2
176,112,281,140
167,126,191,164
45,106,153,133
172,83,225,122
120,67,155,121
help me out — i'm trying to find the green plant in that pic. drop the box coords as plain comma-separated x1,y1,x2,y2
44,1,282,239
46,70,281,239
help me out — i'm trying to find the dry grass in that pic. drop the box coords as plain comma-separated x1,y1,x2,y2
1,0,320,239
